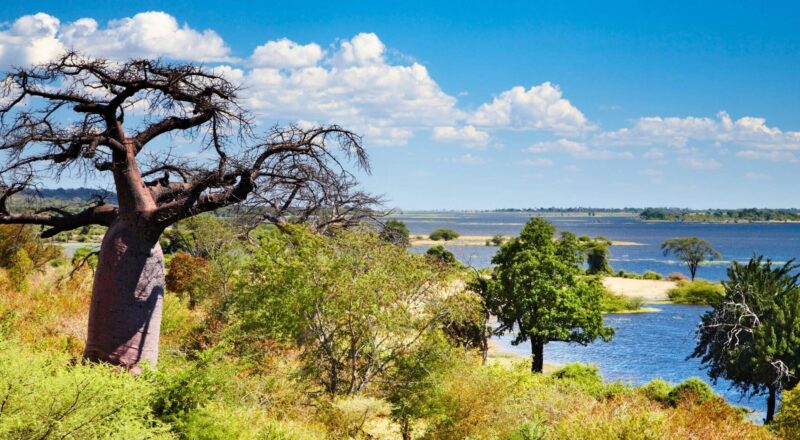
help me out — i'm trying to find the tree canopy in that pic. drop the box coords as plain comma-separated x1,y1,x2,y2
661,237,720,280
484,218,613,372
691,256,800,423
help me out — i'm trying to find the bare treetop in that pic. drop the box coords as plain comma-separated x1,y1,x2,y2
0,52,379,238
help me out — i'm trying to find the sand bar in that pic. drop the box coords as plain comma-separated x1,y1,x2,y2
602,277,677,302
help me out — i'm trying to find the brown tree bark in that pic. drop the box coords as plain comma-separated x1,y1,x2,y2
765,386,777,424
83,220,165,371
531,337,544,373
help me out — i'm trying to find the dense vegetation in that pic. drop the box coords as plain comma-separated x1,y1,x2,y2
692,257,800,423
641,208,800,222
0,216,787,438
482,218,613,372
667,280,725,304
428,229,460,241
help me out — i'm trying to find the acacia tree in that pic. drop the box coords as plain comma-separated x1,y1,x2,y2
661,237,720,280
0,53,378,371
486,218,613,372
691,256,800,423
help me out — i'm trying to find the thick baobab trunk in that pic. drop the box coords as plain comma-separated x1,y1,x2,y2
83,220,165,372
531,337,544,373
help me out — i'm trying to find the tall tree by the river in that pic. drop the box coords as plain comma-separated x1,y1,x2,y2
661,237,720,280
691,256,800,424
0,54,378,371
485,218,613,372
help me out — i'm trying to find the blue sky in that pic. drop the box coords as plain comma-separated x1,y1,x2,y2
1,1,799,209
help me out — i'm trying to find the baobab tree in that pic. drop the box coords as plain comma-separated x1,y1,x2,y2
0,53,379,371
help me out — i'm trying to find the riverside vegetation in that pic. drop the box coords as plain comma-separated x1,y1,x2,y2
0,217,795,439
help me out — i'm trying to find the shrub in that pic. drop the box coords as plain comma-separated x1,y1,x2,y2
0,342,167,438
165,251,209,306
380,219,410,246
601,289,643,312
429,228,460,241
639,378,673,404
666,272,689,281
668,377,715,406
552,363,604,397
642,270,663,280
667,280,725,304
775,387,800,439
425,245,457,265
486,233,506,246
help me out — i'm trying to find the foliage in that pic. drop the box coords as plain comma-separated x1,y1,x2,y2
428,228,460,241
0,342,169,438
486,233,506,246
661,237,721,280
666,272,689,281
163,215,245,301
485,218,613,372
0,224,63,270
165,252,210,306
641,207,800,222
601,288,644,312
231,226,452,394
638,378,673,404
7,248,32,292
380,219,411,246
642,270,663,280
667,377,715,406
425,245,457,265
579,236,613,275
667,280,725,304
71,246,99,270
774,387,800,439
552,363,604,397
691,256,800,423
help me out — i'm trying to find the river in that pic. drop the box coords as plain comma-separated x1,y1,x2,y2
392,211,800,418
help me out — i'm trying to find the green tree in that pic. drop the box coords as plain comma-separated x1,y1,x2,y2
486,218,613,372
579,236,613,275
429,228,459,241
232,226,453,394
661,237,720,280
380,219,411,246
691,256,800,423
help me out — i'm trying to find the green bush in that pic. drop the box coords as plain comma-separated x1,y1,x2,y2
667,280,724,304
0,342,168,438
668,377,715,406
429,228,460,241
775,387,800,439
601,289,643,312
425,245,457,265
552,363,604,396
639,378,672,404
642,270,663,280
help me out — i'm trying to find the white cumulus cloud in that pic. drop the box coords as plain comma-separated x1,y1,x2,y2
527,139,632,159
0,12,231,67
251,38,323,68
470,82,590,133
432,125,490,148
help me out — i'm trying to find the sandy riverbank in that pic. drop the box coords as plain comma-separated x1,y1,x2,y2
602,277,677,302
411,235,644,247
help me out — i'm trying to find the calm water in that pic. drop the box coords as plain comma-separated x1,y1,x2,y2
393,211,800,417
494,304,765,416
396,211,800,280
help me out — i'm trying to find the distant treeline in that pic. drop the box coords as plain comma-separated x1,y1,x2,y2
20,187,117,203
495,207,640,213
640,208,800,222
